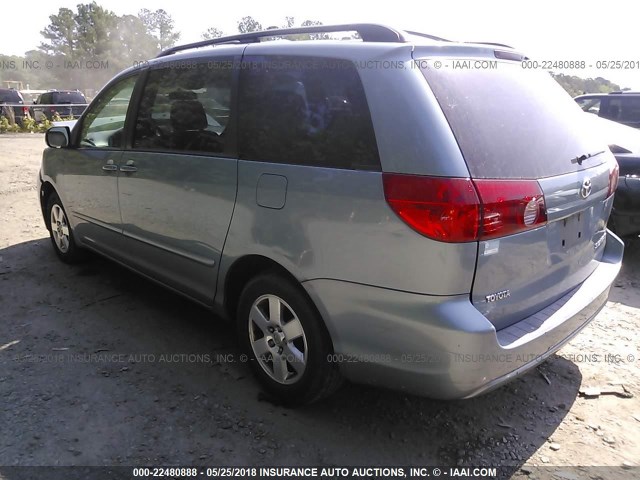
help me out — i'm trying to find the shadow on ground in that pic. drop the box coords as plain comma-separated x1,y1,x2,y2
0,238,584,474
608,236,640,308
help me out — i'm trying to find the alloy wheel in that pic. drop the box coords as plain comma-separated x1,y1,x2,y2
248,294,308,385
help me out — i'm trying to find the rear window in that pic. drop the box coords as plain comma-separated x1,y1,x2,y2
0,90,23,103
52,92,86,104
420,60,605,179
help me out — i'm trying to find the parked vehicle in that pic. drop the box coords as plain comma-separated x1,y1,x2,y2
575,91,640,129
31,90,88,122
39,24,623,404
0,88,28,125
587,115,640,237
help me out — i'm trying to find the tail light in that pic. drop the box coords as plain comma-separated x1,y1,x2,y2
382,175,480,242
607,161,619,197
22,106,28,115
383,174,547,243
473,179,547,240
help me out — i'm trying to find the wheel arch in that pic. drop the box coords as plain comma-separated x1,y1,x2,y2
223,255,304,319
228,254,343,403
39,181,57,230
222,254,336,339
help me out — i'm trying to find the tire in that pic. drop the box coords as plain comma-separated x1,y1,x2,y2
237,273,343,405
46,192,85,264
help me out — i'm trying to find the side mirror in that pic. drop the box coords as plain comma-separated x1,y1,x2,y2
46,126,70,148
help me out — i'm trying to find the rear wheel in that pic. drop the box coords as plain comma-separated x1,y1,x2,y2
237,273,342,405
46,193,85,263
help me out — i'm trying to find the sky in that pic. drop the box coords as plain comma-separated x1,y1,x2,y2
2,0,639,89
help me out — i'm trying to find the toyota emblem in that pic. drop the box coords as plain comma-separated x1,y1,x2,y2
580,178,592,199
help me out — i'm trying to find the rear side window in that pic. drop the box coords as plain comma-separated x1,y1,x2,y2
133,60,233,155
421,61,605,179
602,96,640,123
238,56,380,171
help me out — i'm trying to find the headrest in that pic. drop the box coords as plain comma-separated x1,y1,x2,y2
171,100,207,131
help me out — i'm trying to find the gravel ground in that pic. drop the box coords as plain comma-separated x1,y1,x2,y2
0,134,638,479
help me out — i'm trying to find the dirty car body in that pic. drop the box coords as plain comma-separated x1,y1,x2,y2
38,24,624,403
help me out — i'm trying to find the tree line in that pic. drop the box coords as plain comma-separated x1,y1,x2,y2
0,1,627,97
0,2,326,94
550,73,621,97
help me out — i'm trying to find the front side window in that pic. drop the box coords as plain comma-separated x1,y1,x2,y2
79,75,137,148
133,60,233,155
238,56,380,171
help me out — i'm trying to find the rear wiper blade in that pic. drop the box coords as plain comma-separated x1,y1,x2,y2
571,150,606,165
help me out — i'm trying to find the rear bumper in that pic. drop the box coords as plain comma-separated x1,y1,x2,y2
303,230,624,399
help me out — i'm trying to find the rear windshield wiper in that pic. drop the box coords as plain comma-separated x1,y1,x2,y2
571,150,606,165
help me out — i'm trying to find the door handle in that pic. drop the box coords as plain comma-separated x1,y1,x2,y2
119,160,137,173
102,160,118,172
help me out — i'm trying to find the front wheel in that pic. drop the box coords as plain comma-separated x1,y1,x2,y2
46,193,85,263
237,273,342,405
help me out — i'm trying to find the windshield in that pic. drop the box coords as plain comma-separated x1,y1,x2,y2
576,97,602,114
420,60,606,178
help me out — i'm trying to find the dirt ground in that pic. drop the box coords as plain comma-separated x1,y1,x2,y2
0,133,638,478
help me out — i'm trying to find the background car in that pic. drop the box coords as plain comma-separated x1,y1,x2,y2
31,90,88,122
575,91,640,128
588,115,640,237
0,88,28,125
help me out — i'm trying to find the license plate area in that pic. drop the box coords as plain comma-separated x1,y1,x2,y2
560,211,586,250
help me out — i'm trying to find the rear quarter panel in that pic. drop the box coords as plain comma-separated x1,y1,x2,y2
216,43,480,305
217,161,478,303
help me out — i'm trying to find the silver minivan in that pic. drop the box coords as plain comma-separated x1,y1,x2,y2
39,24,624,404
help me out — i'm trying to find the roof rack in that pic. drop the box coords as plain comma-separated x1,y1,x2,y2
466,41,515,49
404,30,451,42
156,23,408,58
